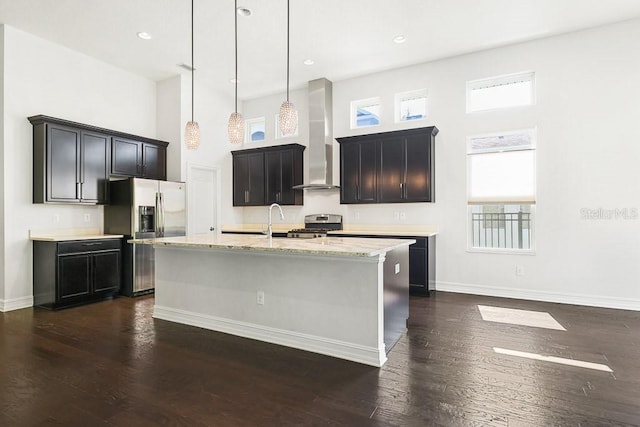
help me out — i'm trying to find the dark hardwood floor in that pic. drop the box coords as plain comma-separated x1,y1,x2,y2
1,292,639,426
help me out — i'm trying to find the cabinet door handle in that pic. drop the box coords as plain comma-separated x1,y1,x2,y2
76,182,81,198
244,190,249,203
356,184,359,201
82,242,102,246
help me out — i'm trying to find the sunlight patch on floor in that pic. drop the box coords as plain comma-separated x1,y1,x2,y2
478,305,566,331
493,347,613,372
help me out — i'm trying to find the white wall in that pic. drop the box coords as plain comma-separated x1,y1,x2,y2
0,25,157,310
156,75,183,182
239,19,640,310
0,27,5,299
181,78,239,226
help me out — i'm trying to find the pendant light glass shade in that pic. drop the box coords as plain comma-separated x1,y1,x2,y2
279,0,297,137
279,100,298,136
228,112,244,144
185,120,200,149
185,0,200,150
228,0,244,144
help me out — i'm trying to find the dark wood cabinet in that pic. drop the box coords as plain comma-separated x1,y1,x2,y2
232,144,305,206
111,138,141,176
80,131,110,203
33,121,110,204
111,138,167,180
341,140,378,204
407,236,436,296
233,152,265,206
337,126,438,204
330,232,436,296
30,115,169,205
265,146,304,205
33,238,122,309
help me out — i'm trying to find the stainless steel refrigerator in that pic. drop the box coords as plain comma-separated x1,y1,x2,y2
104,178,186,296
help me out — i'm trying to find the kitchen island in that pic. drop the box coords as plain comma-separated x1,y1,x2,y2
129,234,414,367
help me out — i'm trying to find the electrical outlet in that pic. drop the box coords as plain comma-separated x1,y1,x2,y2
516,266,524,276
257,291,265,305
393,211,400,220
354,212,360,220
53,214,60,223
400,212,406,221
394,263,400,274
83,213,91,222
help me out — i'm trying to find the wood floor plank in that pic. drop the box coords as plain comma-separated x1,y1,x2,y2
2,292,640,426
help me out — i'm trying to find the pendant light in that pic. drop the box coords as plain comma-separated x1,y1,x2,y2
228,0,244,144
185,0,200,150
279,0,298,136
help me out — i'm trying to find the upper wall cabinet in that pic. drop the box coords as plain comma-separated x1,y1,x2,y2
337,126,438,204
111,137,166,180
232,144,305,207
30,115,169,205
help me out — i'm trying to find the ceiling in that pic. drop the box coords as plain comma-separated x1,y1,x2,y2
1,0,640,100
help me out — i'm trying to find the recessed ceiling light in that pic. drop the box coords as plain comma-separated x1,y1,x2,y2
137,32,152,40
303,59,314,66
229,78,240,84
236,7,252,16
393,35,406,44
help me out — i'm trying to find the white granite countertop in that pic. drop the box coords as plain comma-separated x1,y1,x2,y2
129,234,415,257
29,228,124,242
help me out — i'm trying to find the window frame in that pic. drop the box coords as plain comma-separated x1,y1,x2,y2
394,89,428,123
466,71,535,113
350,97,382,129
245,117,266,143
466,128,537,254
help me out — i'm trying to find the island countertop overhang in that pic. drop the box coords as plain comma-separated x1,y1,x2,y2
128,234,415,257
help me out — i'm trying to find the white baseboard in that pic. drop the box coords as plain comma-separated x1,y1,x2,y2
153,305,387,367
0,296,34,312
437,281,640,311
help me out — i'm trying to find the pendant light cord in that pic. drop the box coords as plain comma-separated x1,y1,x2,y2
191,0,195,122
234,0,238,113
286,0,290,102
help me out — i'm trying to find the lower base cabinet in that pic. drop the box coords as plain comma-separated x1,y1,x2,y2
33,239,122,309
331,233,435,296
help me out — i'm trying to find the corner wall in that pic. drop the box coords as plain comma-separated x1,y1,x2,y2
0,26,6,309
0,25,157,310
240,19,640,310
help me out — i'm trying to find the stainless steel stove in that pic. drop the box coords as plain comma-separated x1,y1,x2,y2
287,214,342,238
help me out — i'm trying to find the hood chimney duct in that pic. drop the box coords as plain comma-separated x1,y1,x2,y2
292,78,339,190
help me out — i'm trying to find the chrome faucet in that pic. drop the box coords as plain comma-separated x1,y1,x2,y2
267,203,285,238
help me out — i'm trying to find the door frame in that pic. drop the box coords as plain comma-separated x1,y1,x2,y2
186,163,221,235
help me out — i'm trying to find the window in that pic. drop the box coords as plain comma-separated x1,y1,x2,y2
466,72,535,113
245,117,266,142
395,89,427,123
467,129,536,251
274,114,299,139
350,97,381,129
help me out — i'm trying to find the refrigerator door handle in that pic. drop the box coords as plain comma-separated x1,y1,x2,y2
155,192,161,237
159,192,165,237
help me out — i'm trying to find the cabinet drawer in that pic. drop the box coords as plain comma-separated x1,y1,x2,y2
57,239,121,254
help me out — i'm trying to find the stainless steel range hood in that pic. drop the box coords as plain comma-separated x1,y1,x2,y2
292,78,339,190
